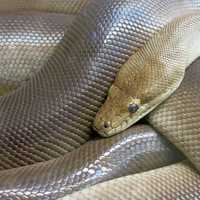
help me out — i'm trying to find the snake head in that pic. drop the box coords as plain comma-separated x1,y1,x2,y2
93,85,142,137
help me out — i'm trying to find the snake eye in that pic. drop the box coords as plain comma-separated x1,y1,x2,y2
128,103,139,113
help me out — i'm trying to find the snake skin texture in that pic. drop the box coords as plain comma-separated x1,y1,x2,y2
0,0,88,14
0,125,183,199
0,12,75,95
94,12,200,137
63,161,200,200
0,0,200,199
0,0,199,169
0,0,88,95
148,56,200,171
74,56,200,200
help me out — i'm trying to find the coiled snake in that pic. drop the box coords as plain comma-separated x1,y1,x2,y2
0,0,200,199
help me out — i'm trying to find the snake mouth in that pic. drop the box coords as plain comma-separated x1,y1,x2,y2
108,119,133,136
93,122,113,137
94,118,131,137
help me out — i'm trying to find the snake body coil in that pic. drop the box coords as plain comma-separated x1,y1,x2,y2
63,161,200,200
0,12,75,95
0,0,200,199
0,0,198,167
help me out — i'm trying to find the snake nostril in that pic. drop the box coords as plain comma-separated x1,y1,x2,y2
103,121,110,129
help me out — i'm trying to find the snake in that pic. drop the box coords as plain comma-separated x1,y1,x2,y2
64,55,200,200
0,12,76,96
0,0,200,199
0,1,83,96
93,4,200,171
61,161,200,200
0,0,87,14
94,12,200,137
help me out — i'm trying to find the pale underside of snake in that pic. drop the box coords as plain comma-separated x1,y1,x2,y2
0,0,200,199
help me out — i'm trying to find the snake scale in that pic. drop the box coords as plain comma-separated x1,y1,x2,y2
61,161,200,200
0,12,76,96
72,54,200,200
0,0,200,199
94,12,200,137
